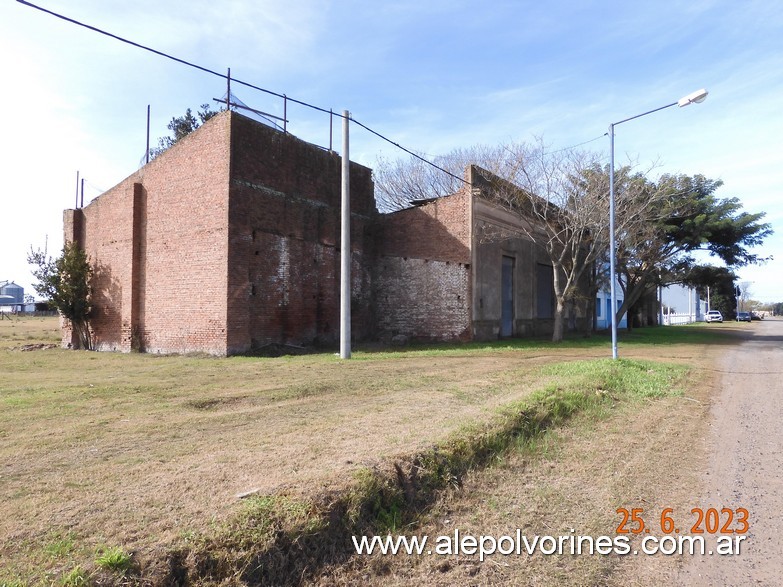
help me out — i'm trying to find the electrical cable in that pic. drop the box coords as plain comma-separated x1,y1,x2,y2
17,0,616,190
350,117,469,185
16,0,330,114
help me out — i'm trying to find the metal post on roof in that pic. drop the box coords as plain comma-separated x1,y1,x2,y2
283,95,288,134
145,105,150,164
227,67,231,110
75,170,80,208
339,110,351,359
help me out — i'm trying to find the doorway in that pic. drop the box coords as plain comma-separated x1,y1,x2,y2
501,256,514,337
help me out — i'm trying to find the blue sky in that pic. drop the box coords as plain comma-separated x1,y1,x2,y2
2,0,781,302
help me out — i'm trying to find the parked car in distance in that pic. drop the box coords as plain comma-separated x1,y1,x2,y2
736,312,752,322
751,312,763,321
705,310,723,323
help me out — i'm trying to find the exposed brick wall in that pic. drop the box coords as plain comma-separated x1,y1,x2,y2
377,191,472,264
375,257,471,342
136,112,231,354
63,180,137,351
374,192,473,341
65,112,590,355
226,114,376,352
68,111,380,355
67,112,232,354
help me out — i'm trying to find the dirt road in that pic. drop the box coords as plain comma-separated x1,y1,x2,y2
677,317,783,585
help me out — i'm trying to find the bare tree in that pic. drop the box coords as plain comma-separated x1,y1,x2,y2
480,142,611,341
374,145,510,212
375,140,612,342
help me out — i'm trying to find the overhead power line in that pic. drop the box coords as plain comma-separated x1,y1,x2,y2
17,0,469,184
18,0,611,190
349,118,467,185
16,0,331,115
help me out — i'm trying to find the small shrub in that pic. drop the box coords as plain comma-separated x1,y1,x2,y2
94,546,132,572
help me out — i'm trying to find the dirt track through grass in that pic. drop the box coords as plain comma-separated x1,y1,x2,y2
0,316,741,583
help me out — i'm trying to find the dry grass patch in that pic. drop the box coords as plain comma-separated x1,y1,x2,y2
0,317,729,584
314,343,721,586
0,315,60,349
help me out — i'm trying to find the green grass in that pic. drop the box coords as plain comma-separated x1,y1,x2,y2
60,566,89,587
94,546,132,573
44,531,77,558
350,322,736,359
540,358,687,398
0,317,717,583
176,357,690,584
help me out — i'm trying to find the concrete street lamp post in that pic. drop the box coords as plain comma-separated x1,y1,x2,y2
608,88,708,359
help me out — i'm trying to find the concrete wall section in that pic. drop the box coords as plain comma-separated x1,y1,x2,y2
471,198,555,339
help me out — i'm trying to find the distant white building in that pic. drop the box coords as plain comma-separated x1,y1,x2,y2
595,287,628,330
659,283,708,325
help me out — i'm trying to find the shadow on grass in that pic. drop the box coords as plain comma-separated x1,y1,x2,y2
349,324,741,359
226,325,742,362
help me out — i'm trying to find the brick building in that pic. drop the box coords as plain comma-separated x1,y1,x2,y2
376,165,584,343
64,111,585,354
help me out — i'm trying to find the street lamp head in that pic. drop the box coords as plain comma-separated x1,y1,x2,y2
677,88,709,107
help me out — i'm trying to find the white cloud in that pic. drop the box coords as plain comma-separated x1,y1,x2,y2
2,0,781,302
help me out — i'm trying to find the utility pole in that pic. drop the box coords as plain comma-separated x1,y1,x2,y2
339,110,351,359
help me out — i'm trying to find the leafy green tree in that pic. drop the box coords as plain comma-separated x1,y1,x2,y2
614,173,771,329
27,242,93,349
376,141,611,342
150,103,219,158
681,264,738,319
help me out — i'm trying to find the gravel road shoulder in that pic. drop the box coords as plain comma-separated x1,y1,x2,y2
677,317,783,585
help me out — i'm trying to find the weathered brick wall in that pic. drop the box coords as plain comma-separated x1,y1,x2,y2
375,257,471,341
134,113,231,354
63,180,137,351
374,192,473,341
66,112,232,354
226,114,376,351
377,191,472,264
71,112,596,353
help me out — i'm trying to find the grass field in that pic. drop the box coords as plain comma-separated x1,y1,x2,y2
0,316,738,585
